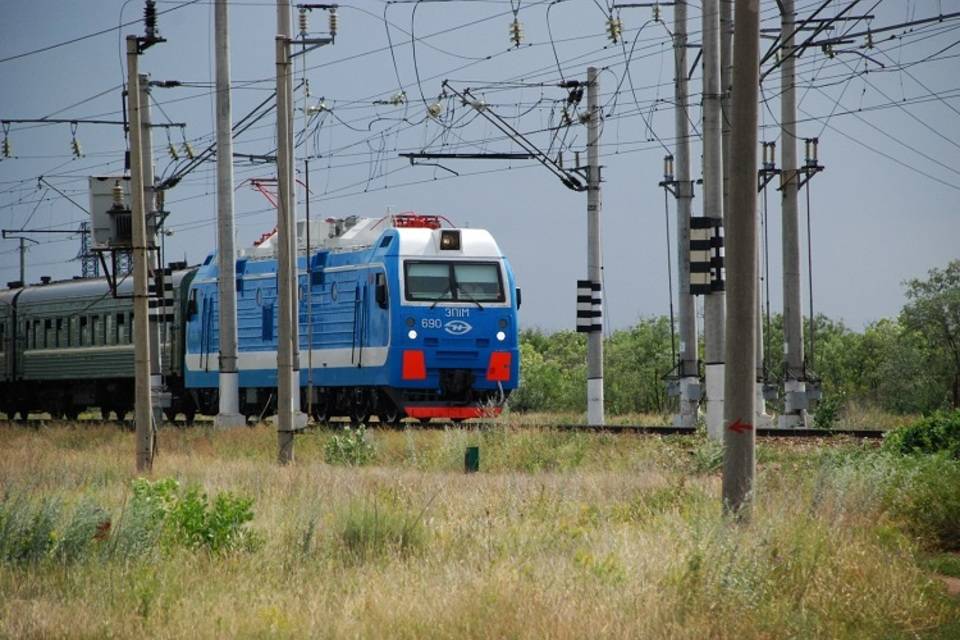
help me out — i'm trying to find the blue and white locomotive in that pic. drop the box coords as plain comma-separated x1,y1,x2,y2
183,214,520,423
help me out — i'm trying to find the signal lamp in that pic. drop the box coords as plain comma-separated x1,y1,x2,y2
440,230,461,250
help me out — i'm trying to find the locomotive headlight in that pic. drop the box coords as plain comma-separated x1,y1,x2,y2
496,331,506,342
440,229,461,250
408,329,418,340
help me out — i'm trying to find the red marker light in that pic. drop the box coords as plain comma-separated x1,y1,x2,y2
486,351,511,381
402,350,427,380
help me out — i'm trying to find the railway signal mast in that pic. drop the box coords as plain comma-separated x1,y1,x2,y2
672,0,700,429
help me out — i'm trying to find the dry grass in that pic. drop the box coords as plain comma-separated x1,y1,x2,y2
0,422,957,639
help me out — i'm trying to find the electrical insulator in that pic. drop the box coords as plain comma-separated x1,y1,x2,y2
390,91,406,106
427,102,442,119
144,0,158,40
509,18,523,47
183,141,195,160
328,7,338,38
606,15,622,44
663,154,674,182
71,136,82,159
652,2,661,22
112,182,125,207
167,141,179,161
2,137,10,159
298,8,308,36
865,30,874,49
804,137,819,167
762,141,776,170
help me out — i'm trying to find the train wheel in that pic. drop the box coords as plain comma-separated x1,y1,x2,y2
417,417,431,425
350,412,370,427
183,408,196,426
380,404,404,429
64,407,81,421
163,408,178,423
310,398,331,425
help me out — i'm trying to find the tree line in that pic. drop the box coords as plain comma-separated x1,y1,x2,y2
510,261,960,417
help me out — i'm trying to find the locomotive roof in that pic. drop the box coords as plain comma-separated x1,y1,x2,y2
238,216,504,261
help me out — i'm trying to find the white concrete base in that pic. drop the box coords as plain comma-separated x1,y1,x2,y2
214,413,246,428
267,411,309,430
587,377,604,426
215,372,246,428
673,377,700,428
705,364,725,441
779,378,808,428
754,383,774,428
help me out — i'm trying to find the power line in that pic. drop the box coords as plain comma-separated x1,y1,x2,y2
0,0,203,64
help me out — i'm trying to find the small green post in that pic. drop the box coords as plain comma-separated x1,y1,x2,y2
464,446,480,473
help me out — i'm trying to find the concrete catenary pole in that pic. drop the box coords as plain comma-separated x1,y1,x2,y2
586,66,604,426
127,36,154,472
214,0,244,428
722,0,760,517
138,73,165,428
276,0,297,463
721,0,770,427
779,0,807,428
702,0,725,440
674,0,699,427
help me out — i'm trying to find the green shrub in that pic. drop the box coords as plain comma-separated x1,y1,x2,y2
0,494,61,564
324,426,376,466
125,477,260,553
689,439,724,474
883,410,960,457
880,454,960,551
0,494,111,565
813,390,845,430
334,496,427,562
826,452,960,551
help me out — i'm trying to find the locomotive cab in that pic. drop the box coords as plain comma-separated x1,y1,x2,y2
387,223,520,420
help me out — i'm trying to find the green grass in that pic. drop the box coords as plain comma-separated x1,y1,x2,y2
0,421,957,638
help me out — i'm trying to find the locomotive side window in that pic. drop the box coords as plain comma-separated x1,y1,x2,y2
404,261,504,303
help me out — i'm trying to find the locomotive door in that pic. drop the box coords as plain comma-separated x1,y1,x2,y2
200,294,216,372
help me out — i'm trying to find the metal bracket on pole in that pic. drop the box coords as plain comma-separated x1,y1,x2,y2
434,81,588,192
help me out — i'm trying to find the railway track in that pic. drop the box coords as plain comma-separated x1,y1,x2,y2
2,417,887,439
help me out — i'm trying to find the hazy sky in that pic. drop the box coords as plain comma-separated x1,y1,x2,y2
1,0,958,333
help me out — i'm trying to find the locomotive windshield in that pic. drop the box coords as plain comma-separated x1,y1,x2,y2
404,261,505,303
